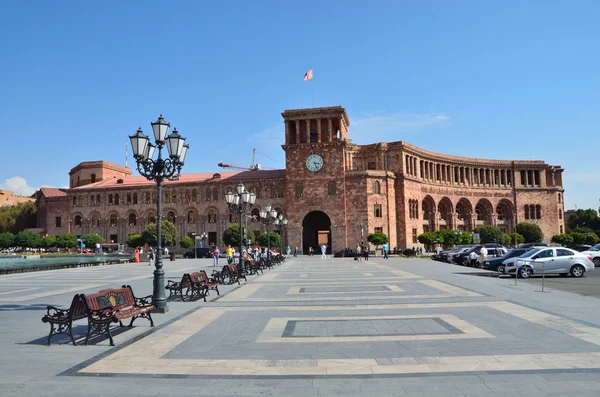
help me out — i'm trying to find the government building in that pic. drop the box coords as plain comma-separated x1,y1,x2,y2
36,106,565,253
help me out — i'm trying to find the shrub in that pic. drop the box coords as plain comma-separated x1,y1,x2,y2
516,222,543,243
402,248,415,257
180,236,194,249
551,233,574,246
473,225,504,244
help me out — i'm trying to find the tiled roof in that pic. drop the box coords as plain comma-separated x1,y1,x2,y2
71,169,285,190
39,187,67,198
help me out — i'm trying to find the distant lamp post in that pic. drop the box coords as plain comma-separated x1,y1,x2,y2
225,183,256,272
259,204,278,261
129,115,189,313
199,232,208,248
275,214,288,255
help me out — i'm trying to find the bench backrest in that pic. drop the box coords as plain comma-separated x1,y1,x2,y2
70,294,87,319
189,272,203,284
198,270,212,283
226,264,239,274
180,273,193,288
84,287,135,311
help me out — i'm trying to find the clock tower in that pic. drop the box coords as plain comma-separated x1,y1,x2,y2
281,106,350,254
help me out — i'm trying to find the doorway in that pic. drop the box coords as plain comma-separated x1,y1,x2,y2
302,211,331,254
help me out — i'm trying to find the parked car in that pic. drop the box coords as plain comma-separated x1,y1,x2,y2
483,248,531,272
334,248,357,258
183,247,212,259
519,243,549,249
581,244,600,267
567,244,593,253
455,244,508,266
508,247,594,278
0,249,16,255
446,246,473,263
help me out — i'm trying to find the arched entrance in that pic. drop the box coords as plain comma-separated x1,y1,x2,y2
302,211,331,254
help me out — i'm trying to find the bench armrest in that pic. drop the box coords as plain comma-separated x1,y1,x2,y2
166,280,181,288
88,307,118,324
43,305,69,320
134,294,154,307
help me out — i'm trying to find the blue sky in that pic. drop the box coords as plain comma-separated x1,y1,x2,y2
1,1,599,212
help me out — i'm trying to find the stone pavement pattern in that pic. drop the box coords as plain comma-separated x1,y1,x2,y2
2,256,600,396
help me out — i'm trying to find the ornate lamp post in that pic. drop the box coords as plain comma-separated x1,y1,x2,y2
259,204,278,261
275,214,288,255
129,115,189,313
225,183,256,272
199,231,208,248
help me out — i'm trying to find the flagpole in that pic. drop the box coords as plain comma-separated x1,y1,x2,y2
311,76,314,107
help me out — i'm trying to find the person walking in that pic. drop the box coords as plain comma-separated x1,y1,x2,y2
148,247,154,266
321,244,327,258
383,243,389,259
226,245,233,264
356,243,362,261
469,250,478,267
308,246,314,256
479,246,488,268
213,247,220,267
294,247,298,257
363,243,369,261
286,245,291,256
134,248,140,263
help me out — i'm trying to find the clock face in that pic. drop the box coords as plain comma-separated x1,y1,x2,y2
306,154,324,172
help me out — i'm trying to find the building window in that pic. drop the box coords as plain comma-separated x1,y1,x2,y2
90,195,95,206
133,193,138,205
165,192,171,203
145,192,150,204
229,212,239,223
185,190,191,202
374,204,382,218
192,189,198,202
524,205,530,220
559,209,562,219
148,211,156,224
250,208,260,222
295,183,304,198
207,209,217,224
367,161,376,170
206,188,211,201
412,228,418,244
114,194,119,205
270,185,277,198
172,190,177,203
374,227,383,234
74,215,82,228
278,184,285,198
129,213,137,226
409,199,419,219
560,225,563,233
109,234,118,244
536,204,542,220
127,194,132,205
92,215,100,227
72,197,77,207
208,231,217,247
328,181,336,196
187,210,196,224
90,173,96,183
55,217,62,227
152,191,157,204
558,193,562,203
108,194,113,205
110,214,118,227
167,211,176,223
212,188,219,201
373,181,380,194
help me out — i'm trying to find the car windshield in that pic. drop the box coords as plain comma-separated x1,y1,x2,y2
501,249,523,259
518,248,543,258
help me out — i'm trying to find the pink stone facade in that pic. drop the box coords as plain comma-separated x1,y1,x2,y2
36,106,565,252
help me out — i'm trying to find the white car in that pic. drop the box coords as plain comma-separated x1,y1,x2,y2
507,247,594,278
581,244,600,268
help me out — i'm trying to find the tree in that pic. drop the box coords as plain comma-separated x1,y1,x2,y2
81,233,104,248
13,231,41,248
504,233,525,247
473,225,504,244
436,229,463,247
40,235,56,249
516,222,544,243
584,233,600,245
180,236,194,249
127,234,144,248
367,232,389,252
417,232,437,246
565,208,600,233
0,201,37,234
222,224,253,248
459,231,473,245
258,232,281,249
551,233,574,246
141,221,177,247
55,233,78,249
570,232,586,245
0,232,15,249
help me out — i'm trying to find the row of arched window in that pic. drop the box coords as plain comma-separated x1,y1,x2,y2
408,199,419,219
524,204,542,220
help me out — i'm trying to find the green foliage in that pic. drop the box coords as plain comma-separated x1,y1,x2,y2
126,234,144,248
570,226,596,235
551,233,574,246
13,231,41,248
180,236,194,249
565,209,599,233
40,235,56,248
504,233,525,247
141,221,177,247
367,232,389,251
55,233,78,249
258,232,281,248
0,232,15,249
417,232,438,245
473,225,505,244
459,231,473,244
584,233,600,245
222,224,253,248
569,232,586,245
81,233,104,248
402,248,415,257
0,201,37,234
435,229,463,247
516,222,544,243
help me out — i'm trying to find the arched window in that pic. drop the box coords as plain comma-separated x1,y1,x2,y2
270,185,276,198
207,209,217,223
96,194,101,204
129,213,137,226
536,205,542,220
91,173,96,183
278,184,285,198
524,205,530,220
373,181,381,194
110,214,118,227
192,189,198,202
496,208,505,220
90,195,95,206
92,214,100,227
108,194,113,205
74,215,82,228
145,192,151,203
295,183,304,198
172,190,177,203
167,211,176,223
476,208,483,221
114,194,119,205
133,193,138,204
251,208,260,222
328,181,336,196
72,197,76,207
165,192,171,203
187,210,196,224
127,194,132,205
152,191,157,203
185,190,191,202
559,209,562,220
212,188,219,201
148,211,156,224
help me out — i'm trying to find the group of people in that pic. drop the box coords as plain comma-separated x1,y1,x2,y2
469,246,488,267
355,242,371,261
307,244,328,258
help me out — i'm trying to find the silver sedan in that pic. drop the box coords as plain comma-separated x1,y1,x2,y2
511,247,595,278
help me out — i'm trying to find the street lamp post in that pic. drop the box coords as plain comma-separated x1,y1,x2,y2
259,204,278,262
275,213,288,255
129,115,189,313
225,183,256,272
200,232,208,248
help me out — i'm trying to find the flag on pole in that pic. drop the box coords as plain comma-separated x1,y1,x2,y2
303,68,313,81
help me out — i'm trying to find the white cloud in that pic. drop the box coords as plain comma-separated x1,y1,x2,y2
0,176,36,196
350,112,449,144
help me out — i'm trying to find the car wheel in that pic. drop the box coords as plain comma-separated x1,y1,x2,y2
593,257,600,267
570,264,585,278
497,265,505,274
518,267,532,279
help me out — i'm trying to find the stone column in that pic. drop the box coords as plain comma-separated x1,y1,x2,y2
284,120,289,144
295,120,300,144
306,119,311,142
317,118,322,143
327,118,332,141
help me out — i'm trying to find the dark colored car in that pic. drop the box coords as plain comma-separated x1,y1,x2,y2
519,243,549,249
483,248,530,271
454,244,507,266
183,248,212,259
566,244,592,252
334,248,357,258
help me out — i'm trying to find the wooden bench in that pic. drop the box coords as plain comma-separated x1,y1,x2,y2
41,294,87,346
197,270,220,296
244,256,263,275
226,263,247,285
80,285,155,346
165,273,194,301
